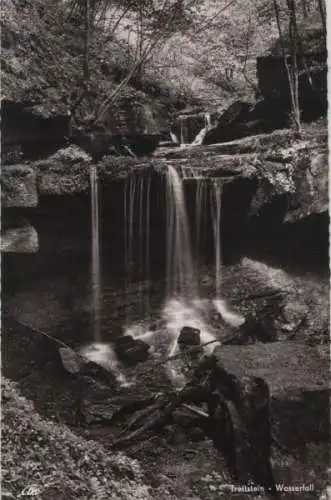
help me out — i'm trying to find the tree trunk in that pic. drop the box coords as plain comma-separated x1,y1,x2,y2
273,0,301,133
286,0,301,132
317,0,327,38
83,0,90,84
300,0,308,18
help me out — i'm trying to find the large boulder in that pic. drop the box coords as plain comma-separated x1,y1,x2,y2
1,165,38,208
203,99,289,145
284,149,329,222
203,101,252,145
115,336,150,365
36,145,92,195
1,99,71,162
178,327,201,348
257,18,327,122
1,225,38,253
213,341,329,445
250,138,328,222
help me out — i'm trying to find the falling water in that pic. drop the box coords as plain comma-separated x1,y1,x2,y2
210,178,245,326
90,165,101,341
122,167,244,331
179,116,187,145
210,179,223,297
166,165,197,298
122,166,244,388
123,175,151,321
145,177,151,314
205,112,212,129
195,178,208,274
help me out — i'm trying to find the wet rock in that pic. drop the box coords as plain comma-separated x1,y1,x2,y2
203,101,252,145
1,225,39,253
80,360,117,388
2,165,38,207
115,335,135,350
178,327,201,348
284,150,329,223
235,313,278,344
115,336,149,365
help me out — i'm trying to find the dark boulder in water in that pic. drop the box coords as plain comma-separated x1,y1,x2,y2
115,336,149,365
203,99,289,145
178,327,201,348
203,101,251,145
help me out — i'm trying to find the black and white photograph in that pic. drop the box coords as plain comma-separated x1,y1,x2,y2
1,0,330,498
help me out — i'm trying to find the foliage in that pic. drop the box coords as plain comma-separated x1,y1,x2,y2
1,0,326,127
1,0,197,126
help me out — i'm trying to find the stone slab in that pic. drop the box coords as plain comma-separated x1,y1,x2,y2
2,165,38,207
213,341,329,397
1,226,39,253
214,341,329,443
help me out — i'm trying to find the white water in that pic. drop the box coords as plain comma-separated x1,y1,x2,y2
90,166,102,342
166,165,197,298
79,342,132,387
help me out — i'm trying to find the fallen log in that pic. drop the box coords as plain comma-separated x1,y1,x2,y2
109,354,279,496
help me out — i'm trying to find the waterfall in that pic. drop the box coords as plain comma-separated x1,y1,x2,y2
179,116,186,145
205,112,212,129
209,178,245,327
145,177,151,314
210,179,223,297
122,167,244,330
123,175,151,321
90,165,101,341
165,165,197,298
195,178,208,274
122,165,244,388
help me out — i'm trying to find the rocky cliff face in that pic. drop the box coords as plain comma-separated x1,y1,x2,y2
2,129,328,260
